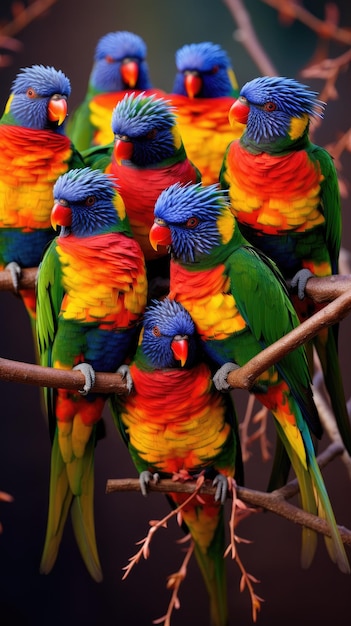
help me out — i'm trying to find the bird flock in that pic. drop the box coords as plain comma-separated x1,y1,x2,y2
0,28,350,626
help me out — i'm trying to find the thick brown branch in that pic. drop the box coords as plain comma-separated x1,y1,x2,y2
106,442,351,547
0,357,128,394
1,277,351,395
226,286,351,390
0,267,38,291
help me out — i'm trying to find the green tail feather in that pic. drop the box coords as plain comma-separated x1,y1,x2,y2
275,422,350,573
313,330,351,455
40,432,73,575
40,431,102,582
190,508,228,626
70,435,102,582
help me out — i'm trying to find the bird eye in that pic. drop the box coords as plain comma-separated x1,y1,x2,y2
146,129,157,140
210,65,219,74
152,326,161,337
85,196,96,206
264,101,277,112
105,55,115,63
26,88,37,98
186,216,199,229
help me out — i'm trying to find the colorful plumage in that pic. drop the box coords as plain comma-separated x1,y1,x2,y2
36,167,147,581
149,182,350,574
66,30,166,151
84,91,201,290
0,64,84,326
220,75,351,456
112,297,242,626
169,41,244,185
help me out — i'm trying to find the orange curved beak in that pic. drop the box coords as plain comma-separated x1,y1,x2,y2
185,73,202,98
114,138,134,164
51,202,72,230
120,60,139,88
149,221,172,250
48,97,67,125
171,336,189,367
229,97,250,126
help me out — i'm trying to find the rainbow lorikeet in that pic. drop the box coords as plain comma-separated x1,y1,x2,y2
0,64,84,326
149,182,350,574
36,167,147,581
66,30,166,151
111,297,242,626
83,92,201,291
220,75,351,456
169,41,245,185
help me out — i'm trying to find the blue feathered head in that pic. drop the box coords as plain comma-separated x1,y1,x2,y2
172,41,236,97
52,167,125,237
238,76,325,145
141,298,198,369
7,64,70,130
153,182,230,263
90,30,151,92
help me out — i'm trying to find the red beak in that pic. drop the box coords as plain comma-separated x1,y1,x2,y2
184,73,202,98
114,138,133,164
120,60,139,88
48,97,67,125
51,202,72,230
171,336,189,367
229,97,250,126
149,221,172,250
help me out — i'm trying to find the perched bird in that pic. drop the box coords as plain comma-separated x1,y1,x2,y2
36,167,147,581
84,92,201,290
66,30,166,151
169,41,244,185
0,64,84,327
112,297,242,626
220,75,351,456
149,182,350,574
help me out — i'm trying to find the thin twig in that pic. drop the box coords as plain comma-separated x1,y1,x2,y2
106,441,351,547
0,0,58,38
222,0,278,75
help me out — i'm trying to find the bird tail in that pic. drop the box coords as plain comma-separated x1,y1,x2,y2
313,328,351,456
40,430,103,582
174,494,228,626
275,423,350,574
70,434,103,582
40,431,73,576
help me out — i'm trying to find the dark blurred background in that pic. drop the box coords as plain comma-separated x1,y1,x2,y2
0,1,351,625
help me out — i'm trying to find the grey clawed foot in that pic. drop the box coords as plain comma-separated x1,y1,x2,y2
213,362,239,392
73,363,96,395
212,474,228,504
290,268,315,300
5,261,22,292
139,471,160,497
117,364,133,393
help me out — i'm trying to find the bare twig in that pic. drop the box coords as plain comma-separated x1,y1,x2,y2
106,442,351,547
260,0,351,46
222,0,278,75
0,0,58,38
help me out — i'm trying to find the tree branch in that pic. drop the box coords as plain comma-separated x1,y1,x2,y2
0,267,38,291
1,275,351,395
106,442,351,547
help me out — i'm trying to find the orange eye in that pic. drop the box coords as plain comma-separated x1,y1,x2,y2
105,55,115,63
85,196,96,206
152,326,161,337
264,101,276,112
210,65,219,74
186,216,199,229
26,88,36,98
